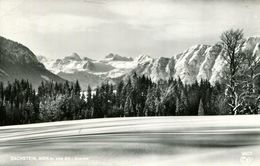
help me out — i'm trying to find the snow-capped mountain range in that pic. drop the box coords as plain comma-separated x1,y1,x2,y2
38,36,260,89
37,53,148,89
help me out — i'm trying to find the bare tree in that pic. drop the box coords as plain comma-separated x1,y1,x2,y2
242,49,260,113
243,49,260,93
220,29,246,115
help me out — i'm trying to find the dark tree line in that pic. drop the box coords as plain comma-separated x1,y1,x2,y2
0,74,236,126
0,80,39,125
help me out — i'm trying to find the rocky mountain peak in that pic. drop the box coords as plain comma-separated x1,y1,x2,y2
136,54,154,64
244,36,260,52
83,56,94,61
64,52,82,61
83,61,95,70
105,53,133,61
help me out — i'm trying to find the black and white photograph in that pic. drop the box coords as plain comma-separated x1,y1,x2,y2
0,0,260,165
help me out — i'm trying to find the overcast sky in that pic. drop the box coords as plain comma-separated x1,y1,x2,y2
0,0,260,59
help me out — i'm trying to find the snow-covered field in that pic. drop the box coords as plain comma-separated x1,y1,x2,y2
0,115,260,166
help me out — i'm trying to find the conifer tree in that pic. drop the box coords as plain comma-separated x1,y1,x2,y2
144,87,156,116
124,95,133,117
86,85,92,109
198,99,204,116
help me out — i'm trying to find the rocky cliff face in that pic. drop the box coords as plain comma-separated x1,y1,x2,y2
129,36,260,85
174,44,210,84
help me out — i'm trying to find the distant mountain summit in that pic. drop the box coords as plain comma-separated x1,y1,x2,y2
104,53,133,61
83,56,94,61
0,36,64,88
64,52,82,61
135,54,154,64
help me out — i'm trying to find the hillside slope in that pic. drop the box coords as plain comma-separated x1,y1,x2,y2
0,36,64,88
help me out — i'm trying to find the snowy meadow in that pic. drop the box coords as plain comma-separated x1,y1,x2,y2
0,115,260,166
